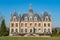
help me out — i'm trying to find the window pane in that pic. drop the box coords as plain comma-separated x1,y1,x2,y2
16,23,18,27
16,29,18,32
44,23,46,27
48,23,50,27
21,23,23,27
25,23,27,27
38,23,41,27
25,29,27,33
11,29,14,33
21,29,23,33
11,23,14,27
35,23,37,27
44,28,46,33
30,23,32,27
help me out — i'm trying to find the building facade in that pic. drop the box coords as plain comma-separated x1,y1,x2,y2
9,4,52,36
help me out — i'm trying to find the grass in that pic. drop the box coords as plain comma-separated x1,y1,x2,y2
0,36,60,40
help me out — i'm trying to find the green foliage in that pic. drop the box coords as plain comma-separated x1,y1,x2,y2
0,19,9,36
0,37,60,40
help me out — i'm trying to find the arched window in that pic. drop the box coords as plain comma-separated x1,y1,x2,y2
11,23,14,27
34,23,37,27
38,29,41,33
48,29,50,33
25,16,28,21
16,29,18,33
25,23,27,27
25,29,27,33
11,29,14,33
21,23,23,27
38,23,41,27
29,16,32,21
44,28,46,33
30,23,32,27
34,16,37,21
44,23,46,27
48,23,50,27
16,23,18,27
20,29,23,33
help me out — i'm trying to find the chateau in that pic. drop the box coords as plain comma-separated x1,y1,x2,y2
9,4,52,36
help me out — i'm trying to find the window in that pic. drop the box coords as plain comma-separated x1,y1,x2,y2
25,29,27,33
11,29,14,33
25,17,28,21
44,23,46,27
21,23,23,27
48,29,50,33
48,23,50,27
38,23,41,27
34,16,37,21
44,28,46,33
25,23,27,27
34,23,37,27
30,29,32,33
29,16,32,21
16,23,18,27
20,29,23,33
11,23,14,27
16,29,18,32
30,23,32,27
38,29,41,33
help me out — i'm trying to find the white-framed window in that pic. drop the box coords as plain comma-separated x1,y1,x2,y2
29,16,32,21
34,16,37,21
25,16,28,21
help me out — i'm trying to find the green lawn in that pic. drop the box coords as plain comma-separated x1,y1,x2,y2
0,36,60,40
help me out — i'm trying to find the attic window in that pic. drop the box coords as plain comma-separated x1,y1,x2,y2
34,16,37,21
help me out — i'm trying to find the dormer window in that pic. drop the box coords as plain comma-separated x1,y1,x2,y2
34,16,37,21
13,16,17,21
25,16,28,21
29,16,32,21
45,16,49,21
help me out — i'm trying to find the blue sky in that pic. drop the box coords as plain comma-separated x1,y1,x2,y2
0,0,60,28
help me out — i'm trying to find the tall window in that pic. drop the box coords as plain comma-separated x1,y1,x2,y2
44,28,46,33
20,29,23,33
44,23,46,27
34,23,37,27
21,23,23,27
16,23,18,27
25,23,27,27
48,29,50,33
16,29,18,33
11,29,14,33
30,29,32,33
48,23,50,27
11,23,14,27
38,29,41,33
25,29,27,33
38,23,41,27
30,23,32,27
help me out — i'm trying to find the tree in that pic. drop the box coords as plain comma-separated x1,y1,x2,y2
0,19,8,36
